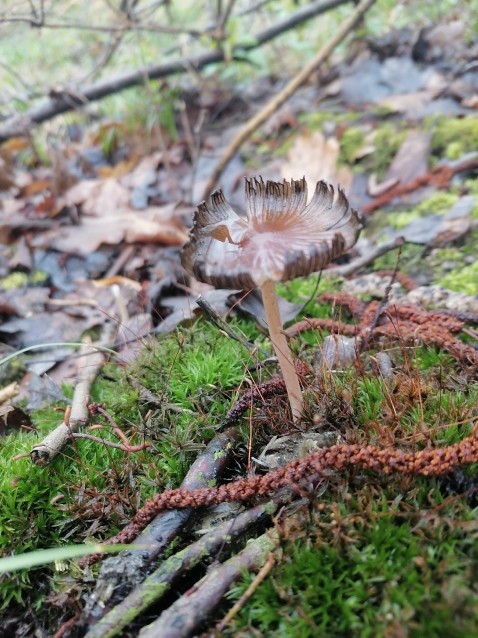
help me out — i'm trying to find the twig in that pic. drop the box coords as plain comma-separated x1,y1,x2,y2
82,502,276,638
201,0,377,199
216,550,275,631
0,381,19,404
30,323,116,466
0,0,352,142
70,433,149,453
327,237,405,277
80,427,241,621
139,530,280,638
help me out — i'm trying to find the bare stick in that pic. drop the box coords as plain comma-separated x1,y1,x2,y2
201,0,377,199
83,501,276,638
30,323,116,466
80,428,241,623
0,0,351,142
139,530,279,638
327,237,405,277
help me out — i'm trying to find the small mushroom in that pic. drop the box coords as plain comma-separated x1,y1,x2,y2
181,177,362,421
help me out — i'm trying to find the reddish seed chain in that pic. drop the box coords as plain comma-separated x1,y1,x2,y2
106,434,478,546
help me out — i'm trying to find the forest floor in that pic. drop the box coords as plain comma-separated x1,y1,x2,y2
1,3,478,637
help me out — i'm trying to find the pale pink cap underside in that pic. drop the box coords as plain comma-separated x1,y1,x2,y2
181,177,362,289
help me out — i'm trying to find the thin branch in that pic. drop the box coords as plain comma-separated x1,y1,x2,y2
327,237,405,277
29,323,116,466
201,0,377,199
139,530,279,638
82,502,275,638
0,0,352,142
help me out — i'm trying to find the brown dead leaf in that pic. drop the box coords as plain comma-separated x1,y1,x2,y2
19,179,51,197
96,155,140,179
280,131,353,191
64,177,131,214
31,204,188,254
383,130,430,185
120,152,163,189
0,137,30,154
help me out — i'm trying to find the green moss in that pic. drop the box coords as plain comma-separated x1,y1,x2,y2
227,487,478,637
0,270,48,290
438,261,478,295
338,127,367,165
0,320,252,608
370,124,406,178
0,272,29,290
297,110,360,133
3,274,478,628
430,115,478,161
390,192,459,230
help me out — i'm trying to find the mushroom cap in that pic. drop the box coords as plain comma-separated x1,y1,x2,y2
181,177,362,289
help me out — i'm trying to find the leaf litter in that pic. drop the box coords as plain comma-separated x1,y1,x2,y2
1,9,478,637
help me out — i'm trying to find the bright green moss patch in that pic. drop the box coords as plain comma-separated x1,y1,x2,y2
0,320,252,608
370,123,406,178
0,270,48,290
338,127,367,165
430,115,478,161
438,261,478,295
226,487,478,637
390,191,459,230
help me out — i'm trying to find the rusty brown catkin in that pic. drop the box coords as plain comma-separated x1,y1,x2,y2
107,434,478,546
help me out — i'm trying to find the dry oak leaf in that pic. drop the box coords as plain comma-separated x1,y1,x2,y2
31,177,188,254
281,131,353,193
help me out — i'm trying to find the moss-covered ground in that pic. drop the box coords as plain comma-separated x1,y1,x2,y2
2,77,478,637
2,259,478,635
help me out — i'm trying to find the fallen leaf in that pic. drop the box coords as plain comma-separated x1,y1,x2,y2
30,204,188,254
280,131,353,191
383,130,431,185
64,177,131,214
0,404,32,436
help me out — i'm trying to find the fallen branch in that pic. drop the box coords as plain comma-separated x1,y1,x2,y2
327,237,405,277
82,501,275,638
216,550,275,632
80,427,241,619
30,323,116,466
139,530,280,638
201,0,377,199
0,0,350,142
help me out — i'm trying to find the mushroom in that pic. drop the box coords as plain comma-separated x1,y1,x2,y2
181,177,362,421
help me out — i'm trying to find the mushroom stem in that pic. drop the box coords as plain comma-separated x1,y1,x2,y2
260,279,303,421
